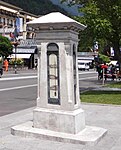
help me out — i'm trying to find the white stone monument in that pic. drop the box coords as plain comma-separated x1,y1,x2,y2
11,12,107,145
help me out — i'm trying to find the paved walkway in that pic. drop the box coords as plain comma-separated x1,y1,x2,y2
0,103,121,150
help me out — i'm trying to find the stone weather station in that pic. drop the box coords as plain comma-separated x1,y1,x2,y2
11,12,107,145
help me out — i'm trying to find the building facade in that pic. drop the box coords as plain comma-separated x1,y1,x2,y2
0,1,38,69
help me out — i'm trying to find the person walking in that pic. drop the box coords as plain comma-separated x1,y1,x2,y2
110,64,116,80
4,59,9,72
96,63,103,80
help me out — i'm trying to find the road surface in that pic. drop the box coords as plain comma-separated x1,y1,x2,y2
0,69,99,116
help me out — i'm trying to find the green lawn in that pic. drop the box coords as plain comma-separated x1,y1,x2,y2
81,81,121,105
105,81,121,88
81,91,121,105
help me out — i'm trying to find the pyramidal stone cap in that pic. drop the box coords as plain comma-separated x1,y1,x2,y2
27,12,86,30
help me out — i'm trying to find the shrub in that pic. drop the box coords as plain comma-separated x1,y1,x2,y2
9,58,24,65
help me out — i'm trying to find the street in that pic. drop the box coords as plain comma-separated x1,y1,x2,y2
0,69,99,116
79,70,102,91
0,70,37,116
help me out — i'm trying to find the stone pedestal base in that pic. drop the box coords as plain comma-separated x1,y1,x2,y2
33,108,85,134
11,121,107,145
11,107,107,145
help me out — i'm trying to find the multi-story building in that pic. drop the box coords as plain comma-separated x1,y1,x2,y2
0,1,38,69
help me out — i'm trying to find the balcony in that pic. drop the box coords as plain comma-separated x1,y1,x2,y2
0,27,14,34
18,39,37,47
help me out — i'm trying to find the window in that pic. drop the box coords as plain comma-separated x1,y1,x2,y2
3,18,5,25
47,43,60,105
7,19,9,25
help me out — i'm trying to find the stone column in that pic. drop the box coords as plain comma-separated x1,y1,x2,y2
11,13,107,145
33,40,85,134
36,45,41,104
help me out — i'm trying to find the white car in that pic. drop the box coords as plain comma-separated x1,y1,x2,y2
78,62,89,71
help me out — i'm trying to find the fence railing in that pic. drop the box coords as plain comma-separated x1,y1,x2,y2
18,39,37,47
0,27,14,33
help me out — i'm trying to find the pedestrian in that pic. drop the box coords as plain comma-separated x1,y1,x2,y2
110,64,116,80
96,63,103,80
4,59,9,72
100,62,108,80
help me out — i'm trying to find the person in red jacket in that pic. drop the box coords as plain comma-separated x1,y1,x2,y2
4,59,9,72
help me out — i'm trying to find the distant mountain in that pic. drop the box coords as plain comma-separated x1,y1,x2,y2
50,0,82,16
1,0,68,15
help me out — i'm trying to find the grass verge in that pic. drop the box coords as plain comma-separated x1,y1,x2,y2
105,81,121,88
81,91,121,105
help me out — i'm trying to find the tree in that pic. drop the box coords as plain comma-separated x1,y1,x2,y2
63,0,121,72
0,35,13,58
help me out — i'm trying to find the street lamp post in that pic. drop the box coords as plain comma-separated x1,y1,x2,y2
14,43,17,74
11,41,19,74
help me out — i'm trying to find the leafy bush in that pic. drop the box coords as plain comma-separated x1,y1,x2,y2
9,58,24,65
98,53,110,63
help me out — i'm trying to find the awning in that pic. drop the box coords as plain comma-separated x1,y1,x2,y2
8,54,31,59
12,47,36,54
108,61,117,66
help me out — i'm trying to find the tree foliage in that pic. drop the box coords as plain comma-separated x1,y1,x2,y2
98,53,110,64
0,35,13,58
64,0,121,70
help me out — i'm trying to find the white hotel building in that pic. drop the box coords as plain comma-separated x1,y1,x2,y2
0,1,38,68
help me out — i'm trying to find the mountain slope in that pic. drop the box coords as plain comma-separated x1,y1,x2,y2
50,0,81,16
1,0,68,15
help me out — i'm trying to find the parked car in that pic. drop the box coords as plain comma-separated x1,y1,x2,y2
78,62,89,71
0,68,3,77
0,57,3,77
0,62,3,78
